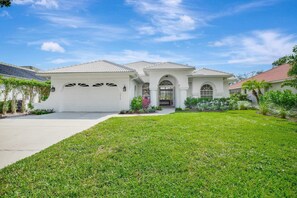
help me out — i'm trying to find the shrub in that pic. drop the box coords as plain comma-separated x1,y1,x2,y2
175,107,183,112
184,97,197,109
262,90,297,111
142,97,150,109
30,109,54,115
156,106,163,111
260,90,297,119
131,96,143,111
237,101,251,110
259,102,269,115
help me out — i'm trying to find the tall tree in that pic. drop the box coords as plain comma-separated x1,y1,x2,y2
273,45,297,88
0,0,11,7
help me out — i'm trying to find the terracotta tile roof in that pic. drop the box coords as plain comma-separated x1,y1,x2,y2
229,64,291,90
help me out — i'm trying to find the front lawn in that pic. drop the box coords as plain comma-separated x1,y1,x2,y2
1,111,296,197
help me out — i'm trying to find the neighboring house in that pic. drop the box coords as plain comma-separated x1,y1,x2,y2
36,60,233,112
0,62,47,102
229,64,297,102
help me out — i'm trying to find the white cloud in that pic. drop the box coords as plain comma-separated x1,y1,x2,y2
0,11,10,17
137,26,156,35
35,0,58,9
126,0,197,42
41,42,65,53
13,0,58,9
210,30,297,65
154,34,195,42
13,0,34,5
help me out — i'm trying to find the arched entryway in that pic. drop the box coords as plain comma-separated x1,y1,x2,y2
158,75,177,107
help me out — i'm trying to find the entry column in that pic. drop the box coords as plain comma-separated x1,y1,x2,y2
179,87,188,109
150,88,158,107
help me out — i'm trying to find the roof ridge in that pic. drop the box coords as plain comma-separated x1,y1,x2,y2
0,61,39,73
42,60,135,73
101,60,135,72
167,61,195,69
197,67,233,75
125,61,154,65
41,60,105,73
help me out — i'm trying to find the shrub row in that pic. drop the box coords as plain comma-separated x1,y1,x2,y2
259,90,297,118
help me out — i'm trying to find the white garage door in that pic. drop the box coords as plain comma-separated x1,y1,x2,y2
62,82,120,112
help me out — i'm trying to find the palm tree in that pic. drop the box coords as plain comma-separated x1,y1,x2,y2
242,80,271,103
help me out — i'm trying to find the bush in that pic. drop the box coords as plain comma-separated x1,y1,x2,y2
237,101,251,110
142,97,150,109
259,102,269,115
262,90,297,111
175,107,183,112
30,109,54,115
156,106,162,111
131,96,143,111
260,90,297,118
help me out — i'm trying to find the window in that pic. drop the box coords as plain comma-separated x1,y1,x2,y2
65,83,76,87
200,84,213,99
106,83,117,87
78,83,89,87
92,83,104,87
159,80,173,86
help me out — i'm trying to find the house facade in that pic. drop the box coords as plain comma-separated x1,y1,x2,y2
36,60,233,112
229,64,297,103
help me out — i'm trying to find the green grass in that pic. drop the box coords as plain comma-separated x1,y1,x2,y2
1,111,296,197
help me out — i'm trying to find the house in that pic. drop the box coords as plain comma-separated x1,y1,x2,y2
0,62,47,102
36,60,233,112
229,64,297,102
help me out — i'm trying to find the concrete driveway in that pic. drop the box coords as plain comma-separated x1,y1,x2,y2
0,113,114,169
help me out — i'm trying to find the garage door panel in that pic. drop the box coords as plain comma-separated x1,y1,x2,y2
62,85,120,112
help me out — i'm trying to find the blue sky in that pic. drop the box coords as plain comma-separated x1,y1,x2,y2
0,0,296,74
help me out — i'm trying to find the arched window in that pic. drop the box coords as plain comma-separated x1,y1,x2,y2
200,84,213,99
159,80,173,86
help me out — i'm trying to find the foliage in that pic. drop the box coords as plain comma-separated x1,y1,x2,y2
272,56,289,67
30,109,54,115
0,0,11,8
0,76,50,114
142,97,150,109
1,111,296,197
258,99,269,115
175,107,183,111
242,80,271,103
130,96,143,111
156,106,162,111
259,90,297,119
262,90,297,111
184,97,231,112
273,45,297,88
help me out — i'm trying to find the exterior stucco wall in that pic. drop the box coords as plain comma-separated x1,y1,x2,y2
35,73,131,112
147,69,192,108
191,77,229,98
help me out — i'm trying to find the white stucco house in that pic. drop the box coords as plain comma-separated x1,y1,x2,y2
36,60,233,112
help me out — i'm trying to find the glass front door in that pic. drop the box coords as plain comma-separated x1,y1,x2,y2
159,88,174,106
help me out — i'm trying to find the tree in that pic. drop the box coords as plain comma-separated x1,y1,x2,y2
0,0,11,7
242,80,271,103
272,56,289,67
273,45,297,88
235,71,263,82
